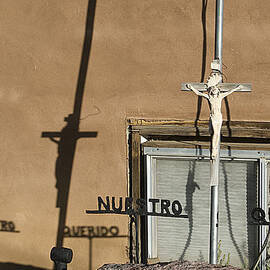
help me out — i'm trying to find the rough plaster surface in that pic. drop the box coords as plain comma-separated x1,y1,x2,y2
0,0,270,270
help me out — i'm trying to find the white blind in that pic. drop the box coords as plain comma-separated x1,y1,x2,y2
149,158,257,268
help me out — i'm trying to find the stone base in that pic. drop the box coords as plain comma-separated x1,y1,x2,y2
98,261,244,270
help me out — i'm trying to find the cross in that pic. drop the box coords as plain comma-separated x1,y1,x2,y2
181,59,251,264
182,0,252,265
181,60,251,171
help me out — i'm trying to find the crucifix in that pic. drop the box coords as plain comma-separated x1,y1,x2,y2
181,0,251,264
184,67,251,161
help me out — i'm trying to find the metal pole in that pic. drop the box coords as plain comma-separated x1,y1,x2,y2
209,159,220,264
209,0,224,265
215,0,224,68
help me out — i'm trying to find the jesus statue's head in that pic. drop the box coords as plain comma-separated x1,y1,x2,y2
206,71,222,88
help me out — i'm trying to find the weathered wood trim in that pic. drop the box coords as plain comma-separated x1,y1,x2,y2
128,118,208,127
128,119,270,139
129,130,142,263
131,131,141,201
136,126,270,139
128,118,270,129
142,140,270,151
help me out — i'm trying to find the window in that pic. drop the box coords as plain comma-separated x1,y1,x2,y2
127,119,270,268
144,147,269,268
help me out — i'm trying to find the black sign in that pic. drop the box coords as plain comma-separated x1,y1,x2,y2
251,208,270,225
86,196,188,218
0,220,19,233
64,225,119,238
85,196,187,264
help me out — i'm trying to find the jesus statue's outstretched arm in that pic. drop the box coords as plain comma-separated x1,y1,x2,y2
221,84,241,98
186,84,209,99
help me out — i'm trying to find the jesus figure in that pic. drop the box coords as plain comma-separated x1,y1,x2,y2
186,71,242,159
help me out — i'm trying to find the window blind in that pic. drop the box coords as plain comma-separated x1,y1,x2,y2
148,158,257,268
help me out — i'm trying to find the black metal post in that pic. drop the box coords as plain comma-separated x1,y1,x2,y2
50,247,73,270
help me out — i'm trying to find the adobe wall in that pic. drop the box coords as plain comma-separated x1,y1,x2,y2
0,1,269,269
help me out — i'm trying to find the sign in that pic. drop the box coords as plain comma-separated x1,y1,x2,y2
0,220,19,233
251,208,270,225
64,225,119,238
85,196,187,264
86,196,188,218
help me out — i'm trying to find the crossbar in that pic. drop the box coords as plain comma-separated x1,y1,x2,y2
181,83,251,92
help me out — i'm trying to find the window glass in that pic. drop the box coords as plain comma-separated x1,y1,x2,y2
147,156,258,268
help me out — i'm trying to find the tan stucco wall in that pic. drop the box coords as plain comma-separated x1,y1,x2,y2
0,1,270,269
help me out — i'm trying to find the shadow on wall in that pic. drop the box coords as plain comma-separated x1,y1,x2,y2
179,160,200,261
180,0,208,259
194,0,208,135
41,0,98,249
0,263,48,270
64,225,127,270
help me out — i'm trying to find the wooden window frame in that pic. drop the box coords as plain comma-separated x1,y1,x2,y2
127,118,270,264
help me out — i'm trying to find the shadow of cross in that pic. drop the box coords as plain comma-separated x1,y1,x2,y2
41,116,97,248
40,0,98,250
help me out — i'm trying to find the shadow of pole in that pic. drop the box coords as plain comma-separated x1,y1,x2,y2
88,235,127,270
224,98,232,137
73,0,97,119
224,97,232,155
180,160,200,261
62,227,128,270
42,0,98,249
222,162,245,266
55,0,98,248
182,2,208,258
195,0,209,136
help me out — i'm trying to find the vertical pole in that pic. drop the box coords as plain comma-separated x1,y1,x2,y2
215,0,224,69
209,157,220,264
209,0,224,265
89,237,92,270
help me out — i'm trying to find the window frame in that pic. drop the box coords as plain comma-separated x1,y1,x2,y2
127,119,270,265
